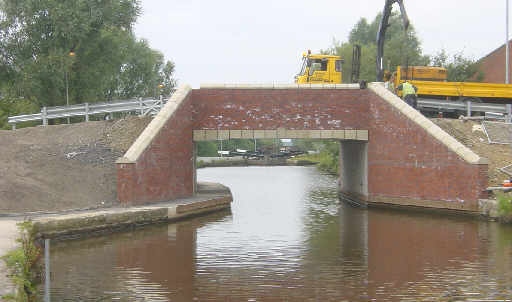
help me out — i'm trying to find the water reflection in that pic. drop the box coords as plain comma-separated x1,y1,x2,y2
365,210,512,301
45,211,230,301
42,167,512,301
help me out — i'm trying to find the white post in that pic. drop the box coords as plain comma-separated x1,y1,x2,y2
44,239,50,302
507,104,512,123
12,124,16,130
466,100,472,117
65,70,70,124
85,102,89,122
138,97,143,115
42,107,48,126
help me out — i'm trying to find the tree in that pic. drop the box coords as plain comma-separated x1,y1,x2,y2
159,61,177,97
197,141,218,157
0,0,177,128
429,50,484,82
325,12,428,82
348,18,373,45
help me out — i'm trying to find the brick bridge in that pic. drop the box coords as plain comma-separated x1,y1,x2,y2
116,83,488,213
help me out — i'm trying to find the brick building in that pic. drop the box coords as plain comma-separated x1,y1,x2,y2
478,41,512,83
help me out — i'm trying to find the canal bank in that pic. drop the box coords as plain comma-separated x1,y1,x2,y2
0,182,232,299
339,191,504,221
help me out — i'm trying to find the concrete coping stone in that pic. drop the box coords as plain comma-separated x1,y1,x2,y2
199,83,360,90
193,129,368,141
368,82,488,165
118,84,192,163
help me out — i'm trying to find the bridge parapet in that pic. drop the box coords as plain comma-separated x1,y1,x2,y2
200,83,361,89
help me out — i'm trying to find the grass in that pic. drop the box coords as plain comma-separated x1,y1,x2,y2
1,221,41,301
294,152,338,175
497,192,512,217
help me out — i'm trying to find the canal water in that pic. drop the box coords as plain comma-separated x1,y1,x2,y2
41,166,512,301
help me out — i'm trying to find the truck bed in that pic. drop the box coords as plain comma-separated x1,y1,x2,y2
409,80,512,100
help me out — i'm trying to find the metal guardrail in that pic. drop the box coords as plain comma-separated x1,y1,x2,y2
8,96,169,130
9,95,512,130
417,98,512,122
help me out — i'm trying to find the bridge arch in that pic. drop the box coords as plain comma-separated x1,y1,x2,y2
193,129,369,203
116,83,488,213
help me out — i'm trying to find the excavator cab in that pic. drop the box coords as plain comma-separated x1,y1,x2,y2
295,50,343,84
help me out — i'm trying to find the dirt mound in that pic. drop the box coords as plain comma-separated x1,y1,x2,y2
0,116,151,214
432,118,512,187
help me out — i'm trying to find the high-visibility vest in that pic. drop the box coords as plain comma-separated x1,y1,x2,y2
402,82,416,97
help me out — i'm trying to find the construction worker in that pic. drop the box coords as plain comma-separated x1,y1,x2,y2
383,71,391,90
397,80,418,109
389,72,396,93
384,72,396,94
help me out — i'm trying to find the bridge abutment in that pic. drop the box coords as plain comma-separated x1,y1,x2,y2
339,141,369,204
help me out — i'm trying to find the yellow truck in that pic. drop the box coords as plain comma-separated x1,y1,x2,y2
294,51,512,109
394,66,512,102
294,51,343,84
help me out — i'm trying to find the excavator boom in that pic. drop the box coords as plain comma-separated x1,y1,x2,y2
376,0,410,81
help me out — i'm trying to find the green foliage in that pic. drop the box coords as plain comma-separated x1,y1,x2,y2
497,192,512,216
0,97,40,129
197,141,219,157
295,140,339,175
159,61,177,97
196,160,206,168
316,140,339,175
325,12,428,82
0,0,176,128
1,221,41,301
429,49,484,82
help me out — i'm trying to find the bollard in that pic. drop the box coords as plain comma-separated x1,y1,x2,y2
44,239,50,302
466,100,471,117
138,97,143,115
85,103,89,122
42,107,48,126
507,104,512,123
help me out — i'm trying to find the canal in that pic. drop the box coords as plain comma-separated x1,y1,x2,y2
41,166,512,301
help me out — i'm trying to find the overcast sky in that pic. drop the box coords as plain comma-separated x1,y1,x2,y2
135,0,510,88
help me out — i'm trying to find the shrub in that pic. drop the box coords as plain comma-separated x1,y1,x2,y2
497,192,512,217
1,221,41,301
